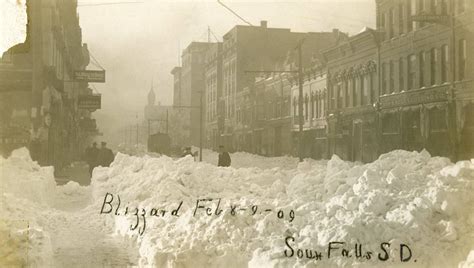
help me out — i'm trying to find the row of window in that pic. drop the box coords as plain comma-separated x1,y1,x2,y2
329,72,376,110
379,0,466,40
293,93,326,121
382,40,467,95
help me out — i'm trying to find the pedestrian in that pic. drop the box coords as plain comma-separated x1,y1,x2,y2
217,145,231,167
97,141,114,167
181,146,193,157
85,142,99,176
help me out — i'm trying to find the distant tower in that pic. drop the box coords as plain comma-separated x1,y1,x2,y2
147,81,156,106
145,81,156,120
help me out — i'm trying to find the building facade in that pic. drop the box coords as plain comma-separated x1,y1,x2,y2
221,21,346,152
376,0,474,160
0,0,95,169
204,42,223,150
323,28,380,162
175,42,213,147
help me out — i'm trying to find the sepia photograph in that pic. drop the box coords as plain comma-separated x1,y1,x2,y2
0,0,473,267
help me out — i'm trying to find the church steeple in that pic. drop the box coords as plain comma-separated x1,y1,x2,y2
147,80,156,106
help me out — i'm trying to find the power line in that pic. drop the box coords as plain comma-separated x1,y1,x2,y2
78,1,144,7
217,0,253,26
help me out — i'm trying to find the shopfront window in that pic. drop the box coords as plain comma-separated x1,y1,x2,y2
441,44,449,83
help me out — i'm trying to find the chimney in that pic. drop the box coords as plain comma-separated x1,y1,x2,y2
260,20,267,28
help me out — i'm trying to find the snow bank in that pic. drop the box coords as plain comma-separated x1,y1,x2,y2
0,148,56,267
89,149,474,267
1,147,473,267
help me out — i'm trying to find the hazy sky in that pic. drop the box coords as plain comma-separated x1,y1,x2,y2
1,0,375,136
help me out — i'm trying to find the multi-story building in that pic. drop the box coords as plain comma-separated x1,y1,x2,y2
0,0,93,168
204,42,223,150
323,28,380,162
375,0,474,160
174,42,213,147
222,20,346,151
290,64,329,159
171,66,182,106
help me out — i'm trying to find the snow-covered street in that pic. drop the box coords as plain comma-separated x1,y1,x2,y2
1,148,474,267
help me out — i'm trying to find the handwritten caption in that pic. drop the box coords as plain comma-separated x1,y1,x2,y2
99,193,295,235
284,236,415,263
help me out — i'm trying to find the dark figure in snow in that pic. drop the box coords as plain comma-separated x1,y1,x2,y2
217,145,231,167
85,142,99,175
97,142,114,167
181,147,193,157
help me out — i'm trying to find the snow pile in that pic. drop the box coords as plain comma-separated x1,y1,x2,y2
199,147,301,170
89,149,474,267
0,148,56,267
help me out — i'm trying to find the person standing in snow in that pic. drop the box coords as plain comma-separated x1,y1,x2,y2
85,142,99,176
217,145,231,167
181,147,193,157
97,142,114,167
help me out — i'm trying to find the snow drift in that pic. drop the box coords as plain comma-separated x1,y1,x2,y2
1,148,473,267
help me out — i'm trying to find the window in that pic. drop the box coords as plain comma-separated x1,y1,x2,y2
330,85,335,109
441,44,449,83
337,83,343,108
354,77,360,107
362,75,369,105
430,108,447,131
305,94,309,120
399,58,405,91
407,0,413,32
389,8,394,39
346,80,352,107
399,3,405,35
310,93,314,119
352,78,356,106
370,72,376,103
459,0,465,13
293,97,297,117
411,0,417,30
440,0,447,14
419,51,426,87
430,0,436,12
382,63,387,94
459,39,466,80
408,54,416,90
382,113,399,134
344,81,349,107
389,61,395,93
418,0,425,28
430,48,438,85
381,12,386,29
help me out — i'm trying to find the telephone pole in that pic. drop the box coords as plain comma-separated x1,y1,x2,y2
244,39,305,161
297,42,304,162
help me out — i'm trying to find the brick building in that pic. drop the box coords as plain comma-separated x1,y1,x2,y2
323,28,380,162
173,42,214,146
291,64,329,159
221,21,346,152
0,0,94,168
376,0,474,160
204,42,223,150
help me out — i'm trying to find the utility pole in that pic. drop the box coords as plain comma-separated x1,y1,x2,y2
200,92,204,161
297,43,304,162
244,39,305,161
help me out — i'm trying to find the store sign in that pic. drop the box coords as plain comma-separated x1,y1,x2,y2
78,94,101,110
380,87,448,109
411,14,450,24
74,70,106,83
80,118,98,132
